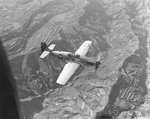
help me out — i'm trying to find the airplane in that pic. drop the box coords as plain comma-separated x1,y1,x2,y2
40,41,101,85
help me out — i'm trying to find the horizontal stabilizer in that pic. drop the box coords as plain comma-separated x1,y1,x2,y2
48,44,56,50
40,42,56,59
40,51,50,59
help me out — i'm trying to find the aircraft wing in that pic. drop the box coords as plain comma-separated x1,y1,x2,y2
75,40,92,56
56,41,92,85
56,62,80,85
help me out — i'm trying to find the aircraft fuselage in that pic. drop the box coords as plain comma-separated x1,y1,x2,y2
50,50,97,66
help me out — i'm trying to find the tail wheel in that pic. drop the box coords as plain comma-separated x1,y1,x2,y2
58,54,63,59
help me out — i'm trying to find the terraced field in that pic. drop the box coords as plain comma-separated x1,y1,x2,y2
0,0,150,119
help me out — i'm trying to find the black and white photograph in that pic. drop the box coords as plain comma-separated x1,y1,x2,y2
0,0,150,119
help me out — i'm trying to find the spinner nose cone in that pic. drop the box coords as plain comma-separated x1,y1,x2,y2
95,61,101,71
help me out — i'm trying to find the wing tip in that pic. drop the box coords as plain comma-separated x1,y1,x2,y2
56,80,66,85
85,40,92,44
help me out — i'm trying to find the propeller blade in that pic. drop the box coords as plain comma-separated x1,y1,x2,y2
95,61,101,71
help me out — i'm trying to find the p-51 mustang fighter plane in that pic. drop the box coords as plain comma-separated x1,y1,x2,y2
40,41,101,85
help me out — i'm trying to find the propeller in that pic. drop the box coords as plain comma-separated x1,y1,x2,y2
94,52,103,71
95,61,101,71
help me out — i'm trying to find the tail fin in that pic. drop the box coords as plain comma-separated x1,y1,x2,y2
40,42,56,59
